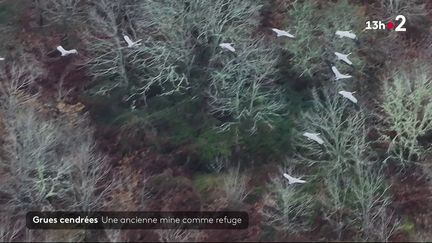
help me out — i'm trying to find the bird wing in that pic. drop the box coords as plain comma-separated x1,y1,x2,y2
221,44,235,52
346,32,357,39
284,173,306,184
347,93,358,103
340,92,357,103
293,177,306,183
284,31,295,38
278,30,288,36
342,56,353,65
0,57,4,61
313,135,324,144
336,31,356,39
336,53,353,65
57,46,67,53
341,73,352,79
333,67,352,79
271,28,280,35
283,173,294,183
335,52,343,59
273,28,294,38
304,133,324,144
331,66,341,77
123,35,133,45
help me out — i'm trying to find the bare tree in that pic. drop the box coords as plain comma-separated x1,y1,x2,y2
381,64,432,165
156,227,202,243
84,0,130,93
262,176,313,235
84,0,266,105
291,87,399,241
208,40,285,135
222,166,250,207
35,0,85,31
294,88,368,173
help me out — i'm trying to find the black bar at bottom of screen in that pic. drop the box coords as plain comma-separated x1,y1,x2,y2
26,211,249,229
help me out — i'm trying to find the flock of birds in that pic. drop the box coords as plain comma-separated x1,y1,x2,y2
0,34,142,59
219,28,359,185
56,34,142,57
56,28,357,186
1,26,359,186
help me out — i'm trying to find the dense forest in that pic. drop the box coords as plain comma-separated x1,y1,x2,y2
0,0,432,242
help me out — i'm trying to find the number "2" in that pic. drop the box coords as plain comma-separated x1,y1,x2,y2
395,15,406,32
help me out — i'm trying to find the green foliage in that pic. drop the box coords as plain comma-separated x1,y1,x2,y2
381,65,432,165
241,117,293,161
399,218,415,235
285,0,365,80
0,1,21,25
0,3,13,24
192,174,222,193
195,128,235,162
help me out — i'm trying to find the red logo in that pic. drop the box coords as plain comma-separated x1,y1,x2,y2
386,22,394,30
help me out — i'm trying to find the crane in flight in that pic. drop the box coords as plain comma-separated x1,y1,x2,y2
339,91,358,103
335,30,357,39
271,28,295,38
303,132,324,144
331,66,352,80
219,43,235,53
283,173,306,184
57,46,78,56
123,35,142,48
334,52,353,65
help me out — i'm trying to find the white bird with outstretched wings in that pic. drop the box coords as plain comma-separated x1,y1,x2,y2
219,43,235,53
332,66,352,80
57,46,78,56
339,91,358,104
335,52,353,65
303,132,324,144
123,35,142,48
283,173,306,184
271,28,295,38
335,30,357,39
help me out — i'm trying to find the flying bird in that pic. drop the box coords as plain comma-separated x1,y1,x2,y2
283,173,306,185
56,46,78,56
334,52,353,65
303,132,324,144
271,28,295,38
335,30,357,39
338,91,358,103
331,66,352,80
219,43,235,53
0,57,4,61
123,35,142,48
